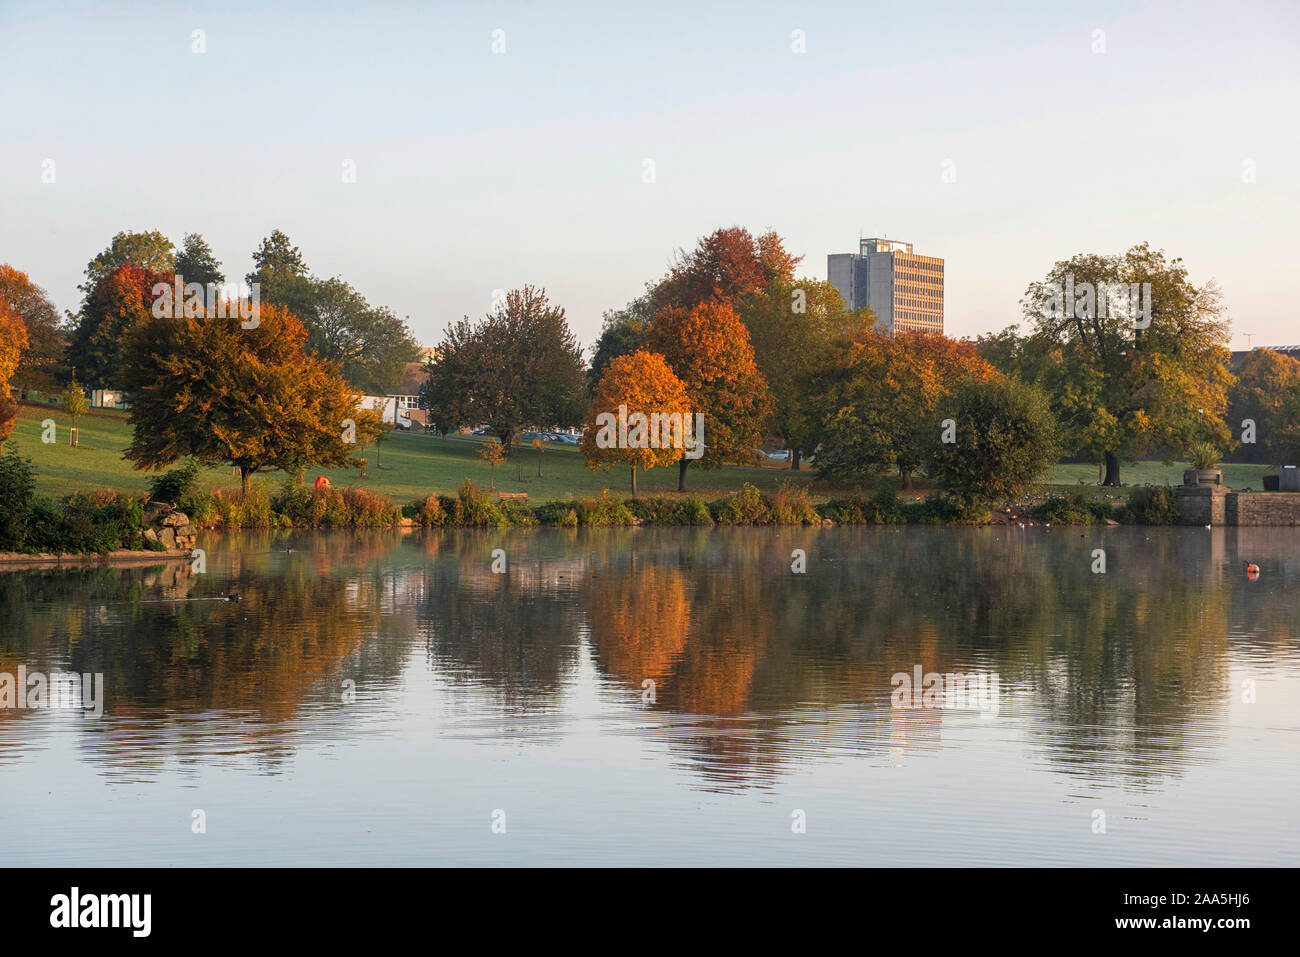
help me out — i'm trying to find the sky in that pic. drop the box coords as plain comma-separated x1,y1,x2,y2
2,0,1298,353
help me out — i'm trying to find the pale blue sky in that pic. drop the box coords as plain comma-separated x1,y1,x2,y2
2,0,1297,351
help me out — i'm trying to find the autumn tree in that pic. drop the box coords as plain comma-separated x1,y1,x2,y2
174,233,226,287
1019,243,1233,485
426,285,585,451
644,301,771,490
928,376,1059,511
808,331,1000,487
652,226,801,313
582,349,693,495
66,263,174,389
61,380,87,438
1225,349,1300,463
478,439,506,490
0,294,29,446
80,230,176,294
0,265,65,397
120,302,377,494
738,278,875,469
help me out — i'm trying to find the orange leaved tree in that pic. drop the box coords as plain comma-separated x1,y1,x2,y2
121,302,377,494
644,302,771,490
582,349,692,496
0,293,29,447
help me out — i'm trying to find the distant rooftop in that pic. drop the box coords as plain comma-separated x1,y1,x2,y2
859,237,912,255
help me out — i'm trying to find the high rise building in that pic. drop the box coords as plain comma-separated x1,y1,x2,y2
827,238,944,335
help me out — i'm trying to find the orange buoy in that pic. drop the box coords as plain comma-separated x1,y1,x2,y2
1244,561,1260,580
315,475,331,490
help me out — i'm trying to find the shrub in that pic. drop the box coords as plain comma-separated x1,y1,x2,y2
821,484,904,525
213,487,281,527
711,483,770,525
1034,491,1114,525
411,493,446,527
766,481,819,525
1125,486,1180,525
0,446,38,549
575,494,636,527
928,377,1058,512
148,459,203,505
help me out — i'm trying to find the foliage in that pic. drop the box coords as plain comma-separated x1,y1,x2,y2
623,495,714,526
0,445,38,548
148,458,203,504
582,349,692,493
426,285,585,450
173,233,225,287
1225,348,1300,463
820,484,906,525
1188,442,1220,470
928,376,1059,512
1124,487,1180,525
304,276,420,393
0,264,65,395
1034,491,1114,525
588,291,654,390
120,302,377,494
809,330,1000,487
651,226,801,313
737,277,875,468
1017,242,1233,485
79,230,176,295
61,380,87,427
644,300,771,482
0,290,29,445
67,262,173,388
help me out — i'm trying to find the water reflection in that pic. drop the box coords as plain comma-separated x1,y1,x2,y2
1,526,1297,802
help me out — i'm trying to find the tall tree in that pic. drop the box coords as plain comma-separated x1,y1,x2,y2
927,376,1059,511
66,263,173,389
582,349,692,495
1020,243,1232,485
808,330,1000,488
425,285,585,451
174,233,226,288
307,277,420,393
0,265,65,396
644,301,771,490
120,302,377,494
246,229,316,322
80,230,176,294
1225,349,1300,463
652,227,801,313
0,294,29,446
738,278,874,469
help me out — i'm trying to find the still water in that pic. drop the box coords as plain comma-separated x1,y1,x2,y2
1,527,1297,866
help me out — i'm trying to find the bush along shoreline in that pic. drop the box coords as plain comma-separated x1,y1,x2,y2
0,447,1185,556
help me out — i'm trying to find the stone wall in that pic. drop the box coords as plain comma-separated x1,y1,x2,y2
1225,492,1300,526
1174,486,1226,525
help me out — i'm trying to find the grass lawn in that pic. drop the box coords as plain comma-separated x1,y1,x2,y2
8,404,824,503
9,403,1275,505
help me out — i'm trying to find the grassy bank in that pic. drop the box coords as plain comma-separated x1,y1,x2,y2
9,403,1275,504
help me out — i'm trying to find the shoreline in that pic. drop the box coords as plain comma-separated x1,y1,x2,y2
0,548,192,569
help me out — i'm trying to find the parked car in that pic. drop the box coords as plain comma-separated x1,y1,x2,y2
472,426,493,435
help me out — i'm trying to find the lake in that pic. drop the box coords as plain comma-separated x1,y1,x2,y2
1,526,1297,866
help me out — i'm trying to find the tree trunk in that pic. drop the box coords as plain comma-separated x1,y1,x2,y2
900,468,912,490
498,429,514,454
792,448,801,471
631,465,637,498
1102,452,1120,486
678,457,688,492
240,466,252,496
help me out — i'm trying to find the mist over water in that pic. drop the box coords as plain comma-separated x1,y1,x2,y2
2,526,1296,866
